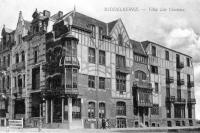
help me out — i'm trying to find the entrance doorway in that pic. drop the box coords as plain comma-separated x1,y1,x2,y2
53,98,62,122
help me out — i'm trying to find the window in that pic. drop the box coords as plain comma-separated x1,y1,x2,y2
99,77,105,89
155,83,158,93
18,34,22,44
7,54,10,66
99,102,105,118
88,102,95,118
186,57,190,67
151,104,159,115
7,75,10,89
165,50,169,60
14,77,17,88
66,68,72,88
166,86,170,98
166,104,171,118
116,72,126,92
23,74,25,88
3,56,6,65
21,51,25,62
72,99,81,119
151,65,158,74
34,50,38,63
177,89,181,99
90,25,96,38
72,41,77,56
135,71,146,80
2,77,5,89
15,54,19,63
18,75,22,88
116,54,126,68
152,46,156,56
73,69,78,88
117,118,126,128
116,101,126,116
166,69,169,78
88,75,95,88
174,105,185,118
188,105,192,118
88,47,95,63
32,67,40,90
99,27,103,40
118,34,123,46
99,50,105,65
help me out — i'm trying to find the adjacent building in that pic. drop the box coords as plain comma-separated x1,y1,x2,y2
0,9,196,128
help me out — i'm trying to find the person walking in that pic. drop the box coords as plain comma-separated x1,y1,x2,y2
102,118,106,129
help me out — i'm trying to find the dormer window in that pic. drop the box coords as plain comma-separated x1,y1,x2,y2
118,34,123,46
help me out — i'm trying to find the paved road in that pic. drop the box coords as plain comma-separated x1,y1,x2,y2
0,126,200,133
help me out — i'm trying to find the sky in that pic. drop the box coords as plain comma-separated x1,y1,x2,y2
0,0,200,119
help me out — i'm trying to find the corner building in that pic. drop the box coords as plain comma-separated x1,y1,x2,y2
0,9,196,129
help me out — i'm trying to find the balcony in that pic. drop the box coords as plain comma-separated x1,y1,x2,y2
0,64,7,70
133,81,152,90
166,96,175,103
187,98,196,104
12,61,25,71
59,56,80,69
177,79,185,86
174,98,186,104
116,66,131,74
187,81,194,88
166,77,174,84
177,62,184,69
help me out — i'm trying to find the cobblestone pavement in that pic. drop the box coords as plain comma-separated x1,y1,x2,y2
0,126,200,133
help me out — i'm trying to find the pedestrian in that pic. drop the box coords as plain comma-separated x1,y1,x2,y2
102,118,106,129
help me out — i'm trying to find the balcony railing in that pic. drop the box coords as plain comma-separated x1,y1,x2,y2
187,81,194,88
0,64,7,70
166,77,174,84
177,79,185,86
166,96,175,103
12,61,25,71
177,62,184,69
116,65,131,74
174,98,186,104
133,81,152,90
187,98,196,104
60,56,80,68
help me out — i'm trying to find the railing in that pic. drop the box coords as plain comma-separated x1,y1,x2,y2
166,96,175,103
61,56,80,68
177,62,184,69
177,79,185,86
0,64,7,70
116,66,130,74
166,77,174,84
187,81,194,88
12,61,25,71
133,81,152,89
174,98,186,104
187,98,196,104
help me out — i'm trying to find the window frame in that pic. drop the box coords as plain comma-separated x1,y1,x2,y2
88,102,95,118
88,47,95,64
88,75,95,88
99,50,105,65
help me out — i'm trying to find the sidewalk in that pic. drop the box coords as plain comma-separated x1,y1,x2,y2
0,126,200,133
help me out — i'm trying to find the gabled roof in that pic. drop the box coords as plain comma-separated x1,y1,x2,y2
130,39,147,56
108,20,118,33
57,11,119,36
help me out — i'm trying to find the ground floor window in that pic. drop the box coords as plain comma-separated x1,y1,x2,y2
88,102,95,118
72,99,81,119
176,121,180,126
167,121,172,127
174,104,185,118
117,118,126,128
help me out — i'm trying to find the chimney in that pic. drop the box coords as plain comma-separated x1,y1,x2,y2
58,11,63,18
43,10,51,17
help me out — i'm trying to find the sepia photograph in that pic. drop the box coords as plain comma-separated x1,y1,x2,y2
0,0,199,132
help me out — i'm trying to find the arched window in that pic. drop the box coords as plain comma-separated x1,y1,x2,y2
88,102,95,118
99,102,106,118
116,101,126,116
135,70,146,80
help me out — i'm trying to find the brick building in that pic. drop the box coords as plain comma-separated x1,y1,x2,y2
0,9,196,128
